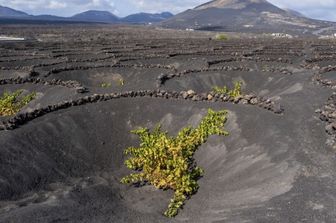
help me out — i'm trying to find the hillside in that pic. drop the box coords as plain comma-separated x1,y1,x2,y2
0,5,29,17
0,6,172,24
161,0,336,35
71,10,119,23
122,12,173,23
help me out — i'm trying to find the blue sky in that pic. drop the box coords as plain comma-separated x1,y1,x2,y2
1,0,336,21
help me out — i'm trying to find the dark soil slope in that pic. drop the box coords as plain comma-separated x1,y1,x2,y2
0,26,335,222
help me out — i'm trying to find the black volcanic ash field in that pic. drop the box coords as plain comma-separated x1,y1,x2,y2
0,26,336,223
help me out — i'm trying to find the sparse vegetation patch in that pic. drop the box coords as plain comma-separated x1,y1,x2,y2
215,33,228,41
118,78,125,86
0,90,36,116
213,81,242,98
101,82,112,88
121,109,229,217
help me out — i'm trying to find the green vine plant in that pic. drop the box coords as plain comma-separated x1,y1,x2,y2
118,78,125,86
100,82,112,88
212,85,228,94
215,33,229,41
121,109,229,217
213,81,242,98
0,90,36,116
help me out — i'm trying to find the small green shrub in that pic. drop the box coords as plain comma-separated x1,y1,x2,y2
213,85,228,94
118,78,125,86
0,90,36,116
121,109,229,217
230,81,242,98
212,81,242,98
101,82,112,88
215,33,229,41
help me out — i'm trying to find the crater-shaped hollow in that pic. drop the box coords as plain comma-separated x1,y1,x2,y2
0,98,299,222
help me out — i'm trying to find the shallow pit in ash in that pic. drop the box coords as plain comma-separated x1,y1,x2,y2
163,69,299,97
46,66,170,91
0,98,302,222
323,71,336,81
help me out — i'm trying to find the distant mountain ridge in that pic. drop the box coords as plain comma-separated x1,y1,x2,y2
1,2,336,36
0,5,173,24
161,0,336,36
71,10,119,23
122,12,173,23
0,5,28,17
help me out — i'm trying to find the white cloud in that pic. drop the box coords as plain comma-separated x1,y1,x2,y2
125,0,205,13
269,0,336,9
268,0,336,21
4,0,45,10
47,0,67,9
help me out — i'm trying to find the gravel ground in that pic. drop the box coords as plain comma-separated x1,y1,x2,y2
0,25,335,223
